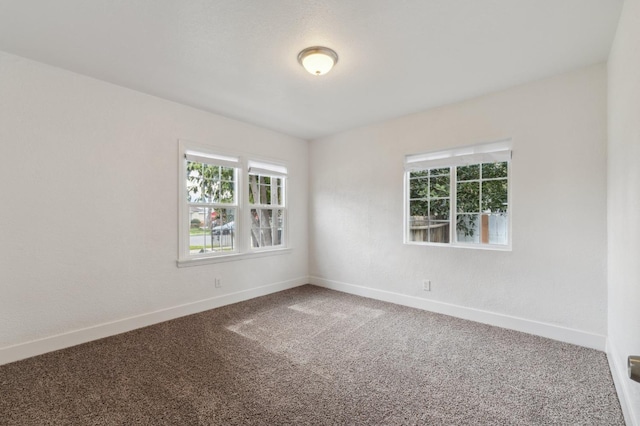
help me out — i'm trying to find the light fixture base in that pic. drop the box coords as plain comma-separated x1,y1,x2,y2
297,46,338,76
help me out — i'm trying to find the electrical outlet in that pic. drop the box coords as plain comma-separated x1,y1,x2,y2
215,278,222,288
423,280,431,291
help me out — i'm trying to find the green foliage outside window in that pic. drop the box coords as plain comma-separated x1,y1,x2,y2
409,161,508,239
186,161,235,204
249,174,284,248
456,162,508,237
409,168,450,219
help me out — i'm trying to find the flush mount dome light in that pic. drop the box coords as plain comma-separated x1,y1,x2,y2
297,46,338,76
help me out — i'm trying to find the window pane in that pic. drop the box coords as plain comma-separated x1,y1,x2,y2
221,166,235,180
187,161,202,177
202,164,219,180
456,214,480,243
409,217,449,243
274,209,284,245
409,199,428,217
248,175,259,204
430,167,449,176
189,207,208,253
276,181,283,206
209,208,236,252
249,174,279,205
429,199,450,220
430,175,450,198
187,161,236,205
481,179,508,212
427,220,450,243
248,175,257,204
457,181,479,213
410,170,428,179
486,213,509,245
408,167,451,244
261,180,271,205
482,162,508,179
410,177,429,199
202,179,218,203
251,208,282,248
186,161,203,202
457,164,480,181
408,215,428,242
189,207,235,254
219,179,235,204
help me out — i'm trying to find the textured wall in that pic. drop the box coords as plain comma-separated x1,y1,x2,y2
0,51,309,349
607,0,640,422
309,64,608,336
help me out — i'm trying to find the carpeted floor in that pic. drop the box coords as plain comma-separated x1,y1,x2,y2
0,285,624,425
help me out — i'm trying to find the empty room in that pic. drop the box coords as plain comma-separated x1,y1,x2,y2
1,0,639,424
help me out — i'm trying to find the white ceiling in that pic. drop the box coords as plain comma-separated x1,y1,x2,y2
0,0,623,140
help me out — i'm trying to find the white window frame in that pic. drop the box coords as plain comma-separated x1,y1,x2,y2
247,160,288,252
177,140,290,267
404,139,512,251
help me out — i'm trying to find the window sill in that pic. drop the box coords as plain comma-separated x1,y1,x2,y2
405,241,512,251
176,247,292,268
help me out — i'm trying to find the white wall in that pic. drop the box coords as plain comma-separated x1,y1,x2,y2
0,51,309,363
309,64,608,349
607,0,640,423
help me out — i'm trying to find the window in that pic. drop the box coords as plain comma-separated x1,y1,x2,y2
183,150,240,257
404,140,511,249
248,161,286,249
178,141,289,265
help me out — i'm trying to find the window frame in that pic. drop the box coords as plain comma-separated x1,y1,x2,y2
177,140,290,267
247,161,288,252
404,140,512,251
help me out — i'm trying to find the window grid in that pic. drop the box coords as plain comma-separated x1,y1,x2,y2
179,141,289,265
455,162,509,245
248,174,286,249
186,160,239,256
405,158,510,249
408,168,451,244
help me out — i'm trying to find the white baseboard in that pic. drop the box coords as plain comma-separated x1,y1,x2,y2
310,276,607,351
0,276,308,366
607,340,639,426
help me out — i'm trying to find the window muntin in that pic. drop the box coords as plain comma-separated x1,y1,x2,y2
404,141,511,249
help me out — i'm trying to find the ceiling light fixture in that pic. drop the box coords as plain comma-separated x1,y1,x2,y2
297,46,338,76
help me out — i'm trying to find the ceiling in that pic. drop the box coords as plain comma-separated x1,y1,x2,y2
0,0,623,140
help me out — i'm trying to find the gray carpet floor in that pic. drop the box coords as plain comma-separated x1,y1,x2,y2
0,285,624,425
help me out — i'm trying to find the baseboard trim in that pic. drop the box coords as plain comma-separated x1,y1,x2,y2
0,276,309,366
607,340,639,426
309,276,606,351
